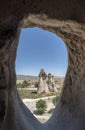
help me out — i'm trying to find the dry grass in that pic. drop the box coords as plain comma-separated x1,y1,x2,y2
18,89,57,99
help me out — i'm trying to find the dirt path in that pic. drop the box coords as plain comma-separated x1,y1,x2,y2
22,95,56,122
23,95,56,102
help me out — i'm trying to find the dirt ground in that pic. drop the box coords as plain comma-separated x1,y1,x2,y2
23,96,56,123
17,75,63,123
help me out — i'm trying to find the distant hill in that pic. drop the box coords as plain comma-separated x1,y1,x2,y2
17,75,39,81
17,75,64,81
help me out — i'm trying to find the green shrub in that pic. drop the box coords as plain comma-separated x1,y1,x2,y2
22,80,30,87
34,82,39,88
52,95,60,106
17,83,22,88
36,100,47,114
17,80,31,88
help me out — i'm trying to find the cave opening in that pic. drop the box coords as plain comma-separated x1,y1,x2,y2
15,27,68,123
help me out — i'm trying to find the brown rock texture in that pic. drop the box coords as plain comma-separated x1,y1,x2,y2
0,0,85,130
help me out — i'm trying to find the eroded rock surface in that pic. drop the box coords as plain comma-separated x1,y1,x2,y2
37,69,57,94
0,0,85,130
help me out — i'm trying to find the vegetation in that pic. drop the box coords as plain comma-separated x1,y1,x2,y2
18,89,57,99
17,80,31,88
17,80,61,105
36,100,47,114
52,95,60,106
34,82,39,88
17,83,22,88
23,80,30,86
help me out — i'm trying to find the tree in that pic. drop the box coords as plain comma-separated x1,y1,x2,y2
16,83,22,88
52,95,60,106
21,80,31,88
36,99,47,114
34,82,39,88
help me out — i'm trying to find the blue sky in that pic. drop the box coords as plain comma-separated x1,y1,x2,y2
15,27,68,77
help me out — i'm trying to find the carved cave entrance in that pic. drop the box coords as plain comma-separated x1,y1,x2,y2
16,27,68,123
0,14,85,130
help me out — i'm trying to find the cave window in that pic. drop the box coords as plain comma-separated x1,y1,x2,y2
15,27,68,123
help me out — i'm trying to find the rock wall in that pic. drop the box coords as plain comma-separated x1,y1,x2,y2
0,0,85,130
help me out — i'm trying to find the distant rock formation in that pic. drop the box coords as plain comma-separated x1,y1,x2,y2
37,69,57,94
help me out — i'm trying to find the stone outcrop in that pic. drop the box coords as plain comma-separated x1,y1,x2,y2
37,69,57,94
47,73,57,92
0,0,85,130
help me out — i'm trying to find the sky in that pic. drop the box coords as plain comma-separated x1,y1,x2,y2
15,27,68,77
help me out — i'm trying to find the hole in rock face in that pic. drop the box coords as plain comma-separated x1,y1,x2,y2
15,27,68,123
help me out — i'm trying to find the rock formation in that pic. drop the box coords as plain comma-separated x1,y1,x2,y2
0,0,85,130
37,69,49,94
47,73,57,92
37,69,57,94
